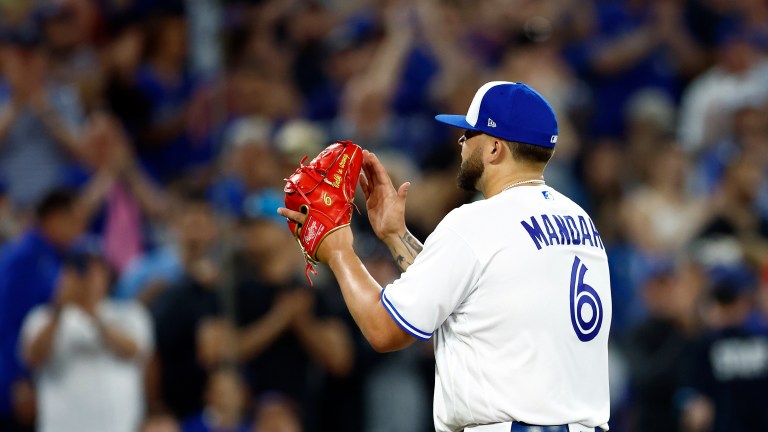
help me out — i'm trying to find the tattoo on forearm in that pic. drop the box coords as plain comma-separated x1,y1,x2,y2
391,232,422,272
401,232,423,254
395,255,413,272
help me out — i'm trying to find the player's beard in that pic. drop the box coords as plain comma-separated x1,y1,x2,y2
457,147,484,192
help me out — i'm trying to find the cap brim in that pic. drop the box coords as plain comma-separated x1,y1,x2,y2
434,114,475,130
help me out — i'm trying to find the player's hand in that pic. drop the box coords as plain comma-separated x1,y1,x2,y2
277,207,307,227
277,207,354,264
360,150,410,242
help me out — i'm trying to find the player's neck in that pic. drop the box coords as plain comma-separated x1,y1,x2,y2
481,166,545,199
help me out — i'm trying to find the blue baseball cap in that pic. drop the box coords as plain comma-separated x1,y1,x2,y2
435,81,559,148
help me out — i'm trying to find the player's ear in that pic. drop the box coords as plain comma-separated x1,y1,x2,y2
487,139,505,164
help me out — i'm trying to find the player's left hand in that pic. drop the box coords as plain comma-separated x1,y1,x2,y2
281,141,363,283
277,207,354,264
277,207,306,226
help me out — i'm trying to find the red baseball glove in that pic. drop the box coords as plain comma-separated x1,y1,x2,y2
284,140,363,284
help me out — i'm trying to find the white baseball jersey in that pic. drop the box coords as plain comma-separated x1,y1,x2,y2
381,185,611,432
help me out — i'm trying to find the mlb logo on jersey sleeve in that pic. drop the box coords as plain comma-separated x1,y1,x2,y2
542,191,554,200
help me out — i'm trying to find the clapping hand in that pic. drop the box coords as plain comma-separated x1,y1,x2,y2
359,150,410,241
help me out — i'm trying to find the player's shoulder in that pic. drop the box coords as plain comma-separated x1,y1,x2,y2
546,187,589,212
437,186,590,230
439,198,491,229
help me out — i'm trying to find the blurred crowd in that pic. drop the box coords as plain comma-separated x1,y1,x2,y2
0,0,766,431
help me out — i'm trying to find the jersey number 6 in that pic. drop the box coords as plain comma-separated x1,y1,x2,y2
569,256,603,342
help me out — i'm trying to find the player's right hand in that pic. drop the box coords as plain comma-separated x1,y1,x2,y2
360,150,410,242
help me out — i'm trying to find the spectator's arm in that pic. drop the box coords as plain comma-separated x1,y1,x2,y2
293,316,354,376
30,90,86,162
138,109,187,149
22,268,81,369
0,102,19,145
76,168,118,223
235,294,297,361
654,1,708,77
417,0,477,102
137,280,173,307
144,354,165,413
95,316,141,359
620,192,663,254
22,308,62,370
590,28,660,75
561,0,597,41
95,302,153,361
86,112,172,221
37,110,84,160
360,5,414,102
123,164,172,221
661,27,708,77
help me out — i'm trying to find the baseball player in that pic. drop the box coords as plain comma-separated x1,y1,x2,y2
279,81,611,432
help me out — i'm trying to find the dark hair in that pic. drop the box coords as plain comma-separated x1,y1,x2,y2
35,188,77,220
505,140,555,165
62,250,107,274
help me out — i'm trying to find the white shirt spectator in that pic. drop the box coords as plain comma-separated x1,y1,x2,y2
677,58,768,153
20,302,153,432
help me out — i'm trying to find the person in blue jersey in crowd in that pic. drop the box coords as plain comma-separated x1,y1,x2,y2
0,189,84,431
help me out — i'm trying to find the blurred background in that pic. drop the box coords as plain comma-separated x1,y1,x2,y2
0,0,766,431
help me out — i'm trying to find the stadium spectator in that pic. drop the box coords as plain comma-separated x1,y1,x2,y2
181,367,250,432
209,117,282,217
133,9,198,181
679,266,768,432
40,1,101,112
696,156,768,264
20,249,153,432
147,195,221,419
0,188,84,431
0,19,86,209
115,192,216,302
677,28,768,152
621,141,710,255
583,0,708,136
252,393,303,432
622,258,696,432
102,14,152,145
231,216,355,429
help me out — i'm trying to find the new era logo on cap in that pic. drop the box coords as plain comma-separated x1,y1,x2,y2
434,81,559,148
